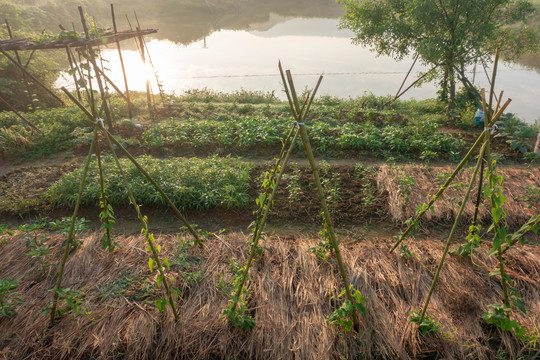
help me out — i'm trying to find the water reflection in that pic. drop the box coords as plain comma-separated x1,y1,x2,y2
58,15,540,124
135,0,344,44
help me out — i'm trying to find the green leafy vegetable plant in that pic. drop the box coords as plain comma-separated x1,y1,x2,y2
0,279,23,318
25,233,53,277
451,224,482,259
410,311,440,336
44,287,86,318
99,200,118,252
327,285,367,332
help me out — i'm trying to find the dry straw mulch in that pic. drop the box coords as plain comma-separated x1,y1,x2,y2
377,164,540,226
0,230,539,359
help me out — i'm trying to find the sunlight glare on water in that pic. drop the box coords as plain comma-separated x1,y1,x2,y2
57,17,540,124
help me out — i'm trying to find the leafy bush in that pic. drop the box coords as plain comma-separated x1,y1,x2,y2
48,155,253,211
495,114,538,155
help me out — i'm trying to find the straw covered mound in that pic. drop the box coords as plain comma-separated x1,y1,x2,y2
0,231,539,359
378,164,540,226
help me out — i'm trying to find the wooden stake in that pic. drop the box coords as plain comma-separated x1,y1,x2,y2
50,125,98,325
78,6,114,129
0,94,43,134
5,19,33,110
111,4,133,119
0,49,64,105
136,26,153,117
418,141,487,324
65,45,82,101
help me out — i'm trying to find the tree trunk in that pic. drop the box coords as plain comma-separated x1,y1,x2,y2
441,67,449,101
445,65,455,117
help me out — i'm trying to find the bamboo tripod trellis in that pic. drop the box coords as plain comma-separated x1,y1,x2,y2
0,4,159,123
48,87,201,325
224,62,360,331
388,49,539,326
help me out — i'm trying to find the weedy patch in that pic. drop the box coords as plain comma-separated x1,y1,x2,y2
171,239,205,286
99,271,143,300
519,185,540,209
283,164,302,204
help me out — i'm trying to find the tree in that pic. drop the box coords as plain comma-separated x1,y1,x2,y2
338,0,538,105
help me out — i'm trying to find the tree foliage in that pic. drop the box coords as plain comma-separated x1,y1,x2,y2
338,0,539,101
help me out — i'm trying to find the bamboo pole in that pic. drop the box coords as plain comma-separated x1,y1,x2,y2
389,97,512,253
279,66,359,329
471,90,504,228
240,123,298,259
0,49,64,105
482,61,499,106
64,44,82,101
484,49,510,308
136,26,154,117
60,87,201,244
95,133,113,250
60,87,182,319
78,6,113,129
230,127,300,310
78,50,130,103
297,122,359,329
135,13,164,105
384,65,439,106
417,141,487,324
67,45,92,106
111,4,133,119
5,19,33,110
78,47,97,117
395,53,419,100
50,125,97,325
0,94,43,134
101,124,179,320
101,126,201,243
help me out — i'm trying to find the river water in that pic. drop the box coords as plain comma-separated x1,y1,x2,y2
57,9,540,124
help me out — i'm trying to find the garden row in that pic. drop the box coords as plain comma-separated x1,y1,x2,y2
0,93,463,161
1,91,537,162
142,116,465,160
4,156,523,227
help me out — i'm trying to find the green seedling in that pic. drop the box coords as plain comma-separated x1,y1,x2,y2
327,285,367,332
410,311,440,336
0,279,23,318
